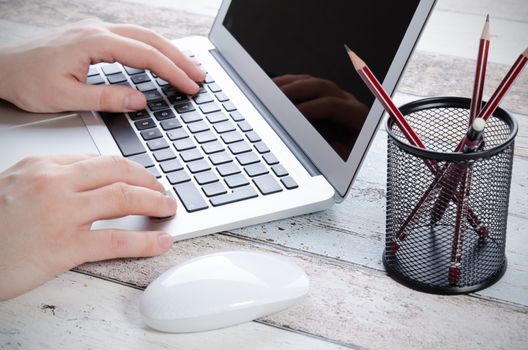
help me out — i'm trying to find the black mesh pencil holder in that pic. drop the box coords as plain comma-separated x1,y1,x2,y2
383,97,518,294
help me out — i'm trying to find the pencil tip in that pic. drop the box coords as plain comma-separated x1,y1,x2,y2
523,47,528,57
344,47,366,70
486,14,489,22
344,44,352,53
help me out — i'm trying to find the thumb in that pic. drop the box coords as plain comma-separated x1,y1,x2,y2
70,82,147,112
74,229,173,264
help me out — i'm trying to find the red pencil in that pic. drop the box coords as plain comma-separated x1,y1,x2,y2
468,14,490,125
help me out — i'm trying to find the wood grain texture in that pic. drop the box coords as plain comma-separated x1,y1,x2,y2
0,271,350,350
77,234,528,350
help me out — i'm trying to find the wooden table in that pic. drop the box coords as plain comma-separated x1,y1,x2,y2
1,1,527,349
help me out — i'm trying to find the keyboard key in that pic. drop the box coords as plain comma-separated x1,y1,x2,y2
210,185,258,207
245,163,269,177
124,66,144,75
95,110,120,131
236,152,260,166
173,138,196,151
187,159,211,174
136,81,156,92
175,102,196,114
209,151,232,165
188,121,209,134
127,153,154,168
213,120,236,134
281,176,298,189
228,141,252,155
167,94,187,105
134,118,156,130
193,93,214,105
180,148,203,162
173,182,209,212
202,182,227,197
204,73,215,84
253,174,283,195
147,166,161,178
223,101,237,112
215,92,229,102
246,131,261,143
167,170,191,185
144,90,162,102
160,118,182,130
116,81,131,88
148,100,169,111
160,158,183,173
221,131,244,144
217,162,241,177
195,131,217,144
238,121,253,132
87,66,99,77
206,112,228,124
167,128,188,141
263,153,279,165
147,138,169,151
202,141,224,154
154,109,175,121
207,83,222,93
140,128,162,140
129,109,149,121
254,141,270,154
224,173,250,188
86,75,105,85
107,72,127,84
230,111,245,122
200,102,221,114
156,78,168,86
101,64,122,75
271,164,288,177
131,73,151,84
195,171,218,185
153,148,176,162
181,111,203,124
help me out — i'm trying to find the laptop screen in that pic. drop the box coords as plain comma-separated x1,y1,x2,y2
223,0,420,161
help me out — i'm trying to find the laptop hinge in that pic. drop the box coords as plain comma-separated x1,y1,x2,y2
209,49,321,177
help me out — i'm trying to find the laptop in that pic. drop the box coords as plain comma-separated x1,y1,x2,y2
0,0,436,240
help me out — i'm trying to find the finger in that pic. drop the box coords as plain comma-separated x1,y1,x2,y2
108,24,205,82
87,33,200,94
75,229,173,263
272,74,312,87
77,182,176,222
65,80,147,112
67,155,164,193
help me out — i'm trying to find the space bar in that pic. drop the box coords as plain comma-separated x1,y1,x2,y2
100,112,146,156
210,186,258,207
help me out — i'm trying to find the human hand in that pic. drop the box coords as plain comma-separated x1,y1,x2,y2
0,19,205,113
0,155,177,301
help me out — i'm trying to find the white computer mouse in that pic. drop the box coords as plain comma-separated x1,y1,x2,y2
139,250,309,333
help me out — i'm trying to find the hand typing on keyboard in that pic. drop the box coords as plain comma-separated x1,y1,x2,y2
0,155,177,301
0,19,205,113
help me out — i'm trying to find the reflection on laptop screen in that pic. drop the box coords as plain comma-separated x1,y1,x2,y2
223,0,420,161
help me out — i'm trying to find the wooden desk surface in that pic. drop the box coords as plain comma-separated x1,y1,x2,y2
1,1,527,349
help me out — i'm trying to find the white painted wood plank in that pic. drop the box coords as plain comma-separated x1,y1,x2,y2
77,234,528,350
0,271,350,350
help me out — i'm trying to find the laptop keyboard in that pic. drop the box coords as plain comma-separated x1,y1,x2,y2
88,51,298,213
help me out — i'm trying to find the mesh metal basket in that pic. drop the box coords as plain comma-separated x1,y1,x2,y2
383,97,518,294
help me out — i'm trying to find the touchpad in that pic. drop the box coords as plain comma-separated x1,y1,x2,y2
0,105,100,172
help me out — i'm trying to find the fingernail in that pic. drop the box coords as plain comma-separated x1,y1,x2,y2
158,233,173,249
166,195,177,212
124,93,145,110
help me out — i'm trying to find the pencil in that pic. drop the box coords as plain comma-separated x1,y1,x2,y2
474,47,528,123
468,14,490,125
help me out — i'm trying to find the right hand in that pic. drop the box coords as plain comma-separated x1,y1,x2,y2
0,154,177,301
